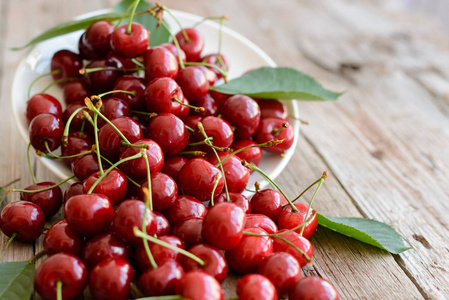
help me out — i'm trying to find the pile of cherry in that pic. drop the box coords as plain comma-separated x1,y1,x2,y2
0,9,339,300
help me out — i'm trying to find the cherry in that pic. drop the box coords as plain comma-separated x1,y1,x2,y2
50,49,82,85
202,202,246,250
82,169,128,206
220,94,261,140
64,193,114,237
111,23,149,58
154,211,171,236
43,220,84,257
258,99,289,120
244,214,278,234
177,158,224,202
139,172,178,212
34,253,87,300
184,115,203,130
182,244,228,283
175,28,204,62
289,276,340,300
176,271,223,300
62,103,87,132
26,93,62,123
29,113,64,152
176,96,191,120
113,199,157,245
172,217,204,249
78,20,114,59
209,89,231,109
277,202,318,240
225,227,273,275
193,116,234,151
147,113,188,156
102,96,131,120
212,192,251,214
190,93,218,117
258,252,302,294
139,260,185,297
201,53,229,79
236,274,278,300
250,189,288,222
254,117,294,153
63,182,84,204
62,131,93,166
207,153,250,193
144,77,183,115
161,156,189,183
194,65,217,86
113,75,147,110
159,42,186,62
273,229,313,267
176,66,209,102
71,153,103,181
164,195,207,227
0,201,45,243
118,139,164,180
89,258,134,300
232,140,263,167
143,46,179,81
135,235,185,271
63,79,90,105
21,181,62,218
83,56,123,93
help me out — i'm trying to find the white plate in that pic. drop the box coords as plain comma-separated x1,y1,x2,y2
11,9,300,195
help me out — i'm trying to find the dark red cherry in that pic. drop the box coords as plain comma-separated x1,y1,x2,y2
250,189,288,222
201,53,229,79
71,153,103,182
29,113,64,152
26,93,62,123
191,93,218,117
164,195,207,227
232,140,263,167
161,156,189,183
220,94,261,140
0,201,45,243
64,193,114,237
202,202,246,250
258,252,302,294
225,227,273,275
43,220,84,257
289,276,340,300
136,235,185,272
147,113,188,156
193,116,234,151
159,42,186,62
139,260,185,297
154,211,171,236
143,46,179,81
175,96,191,121
62,131,93,166
102,96,131,120
176,271,223,300
184,115,203,129
111,23,149,58
273,229,313,267
177,158,224,201
34,253,87,300
63,103,87,132
113,199,157,245
258,99,288,120
237,274,278,300
207,153,250,193
21,181,62,218
212,192,250,214
277,202,318,240
175,28,204,62
51,49,82,85
209,90,231,109
78,20,113,59
176,66,209,102
254,117,294,153
83,56,123,93
63,79,90,105
182,244,228,283
89,258,134,300
82,169,128,206
172,217,204,249
113,75,147,110
144,77,183,115
63,182,84,204
139,172,178,212
245,214,278,234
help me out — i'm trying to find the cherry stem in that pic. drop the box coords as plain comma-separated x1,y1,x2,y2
62,106,87,145
93,113,104,175
186,137,213,147
1,178,20,188
27,143,38,184
135,295,187,300
7,175,75,195
210,173,221,205
192,15,228,29
178,151,206,158
44,141,92,159
132,110,158,118
272,122,289,136
79,67,144,75
184,61,228,83
54,281,62,300
244,188,257,193
40,76,79,94
134,227,205,266
120,141,151,150
131,58,145,68
131,282,144,298
299,172,327,236
127,0,141,34
97,152,141,187
87,152,143,194
161,5,189,42
141,185,158,270
172,96,204,113
0,232,17,262
142,154,153,211
98,90,136,98
184,125,194,132
27,69,61,99
29,250,46,263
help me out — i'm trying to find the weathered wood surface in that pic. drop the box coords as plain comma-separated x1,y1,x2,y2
1,0,449,299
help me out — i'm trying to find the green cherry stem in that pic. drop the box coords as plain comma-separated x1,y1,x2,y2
131,58,145,68
142,153,153,211
131,282,144,298
56,281,63,300
29,250,46,264
210,173,221,206
127,0,141,34
27,69,61,99
93,113,104,175
44,140,92,159
186,137,213,147
62,106,87,145
299,171,327,236
40,76,79,94
97,90,135,98
183,61,228,83
161,5,189,42
132,110,158,118
27,143,38,184
178,151,206,158
134,227,205,266
135,296,187,300
97,152,141,187
172,96,204,113
184,125,194,133
0,232,17,262
6,175,75,195
1,178,20,188
79,67,144,74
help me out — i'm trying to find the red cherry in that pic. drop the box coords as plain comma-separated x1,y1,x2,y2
244,214,278,234
113,75,147,110
61,131,93,166
175,96,191,120
207,153,250,194
258,252,302,294
191,93,218,117
176,271,223,300
175,28,204,62
111,23,149,58
62,103,87,132
144,77,183,115
143,46,179,81
254,117,294,153
176,66,209,102
78,20,114,59
102,96,132,120
273,229,313,267
237,274,278,300
64,193,114,237
21,181,62,218
277,202,318,239
50,49,82,85
71,153,103,182
63,79,90,105
209,89,231,109
139,260,185,297
161,156,189,183
164,195,207,227
89,258,134,300
220,95,261,140
34,253,87,300
201,53,229,79
0,201,45,243
154,211,171,236
232,139,263,167
29,113,64,152
172,217,204,249
139,172,178,212
147,113,188,156
250,189,288,222
212,192,251,213
193,116,234,152
159,42,186,62
135,235,185,272
26,93,62,123
83,56,124,94
63,182,84,204
289,276,340,300
192,65,217,86
43,220,84,257
258,99,289,120
82,169,128,206
182,244,228,283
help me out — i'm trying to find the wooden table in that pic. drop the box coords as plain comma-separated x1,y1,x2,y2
1,0,448,299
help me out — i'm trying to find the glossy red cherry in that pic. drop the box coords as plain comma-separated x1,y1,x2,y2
111,23,149,58
175,28,204,62
164,195,207,227
135,235,185,271
191,93,218,117
63,79,90,105
289,276,340,300
194,65,217,86
62,103,87,132
113,75,147,110
232,139,263,167
254,117,294,153
236,274,278,300
258,99,289,120
182,244,228,283
102,96,131,120
221,95,261,140
89,258,134,300
147,113,188,156
176,66,209,102
154,211,171,236
83,56,123,93
177,158,224,201
61,131,93,166
209,89,231,109
144,77,183,115
71,153,103,181
34,253,88,300
21,181,62,218
244,214,278,234
26,93,62,123
225,227,273,275
172,217,204,249
212,192,250,213
139,260,185,297
176,96,191,120
273,229,313,267
63,182,84,204
29,113,64,152
139,172,178,212
50,49,82,85
78,20,114,59
258,252,302,294
201,53,229,79
159,42,186,62
82,169,128,206
277,202,318,239
207,153,250,193
0,201,45,243
176,271,223,300
161,156,189,183
64,193,114,237
250,189,288,222
43,220,84,257
143,46,179,81
193,116,234,151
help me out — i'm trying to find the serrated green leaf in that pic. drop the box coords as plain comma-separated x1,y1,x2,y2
212,67,343,101
0,261,35,300
113,0,170,47
317,214,411,254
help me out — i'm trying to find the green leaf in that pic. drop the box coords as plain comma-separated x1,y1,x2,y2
113,0,170,47
317,214,411,254
0,188,5,206
0,261,35,300
212,67,343,101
